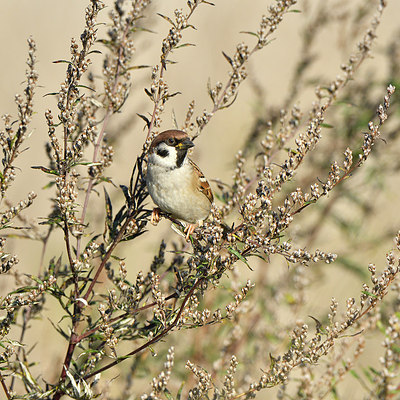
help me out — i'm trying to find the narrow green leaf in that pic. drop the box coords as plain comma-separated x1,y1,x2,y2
361,290,378,299
228,247,253,270
349,369,360,379
376,320,386,334
213,192,227,204
31,166,60,176
52,59,73,65
363,367,373,383
222,51,234,66
176,381,185,400
104,188,113,236
120,184,132,206
130,27,156,34
240,31,259,38
175,43,195,49
43,92,60,97
157,13,175,26
19,362,41,391
126,65,151,71
165,91,181,99
137,113,150,128
368,366,381,376
87,49,102,55
144,88,153,100
76,84,95,92
9,285,40,294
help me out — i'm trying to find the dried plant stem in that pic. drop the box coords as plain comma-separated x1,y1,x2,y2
54,215,136,399
64,222,79,292
9,307,32,391
76,112,111,260
82,216,136,302
0,37,37,199
76,292,178,343
1,1,399,398
0,372,11,400
63,174,77,281
76,32,129,259
195,1,297,134
39,227,52,272
231,273,398,399
146,67,165,140
145,1,206,141
84,278,203,379
76,0,151,258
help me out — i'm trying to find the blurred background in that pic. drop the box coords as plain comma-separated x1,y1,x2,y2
0,0,399,397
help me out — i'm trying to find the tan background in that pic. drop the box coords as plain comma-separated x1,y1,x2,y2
0,0,399,396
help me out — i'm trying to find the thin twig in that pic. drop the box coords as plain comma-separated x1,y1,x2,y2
75,292,178,343
145,1,204,141
0,372,11,400
84,278,203,379
82,216,135,303
230,274,397,400
10,307,32,391
76,6,136,258
76,110,112,258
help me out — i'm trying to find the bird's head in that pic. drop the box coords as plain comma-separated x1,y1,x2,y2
148,130,194,169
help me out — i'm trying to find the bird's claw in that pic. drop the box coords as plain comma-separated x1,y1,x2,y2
184,223,197,241
150,208,161,225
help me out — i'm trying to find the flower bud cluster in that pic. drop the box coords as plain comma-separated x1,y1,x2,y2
225,280,254,319
141,347,175,399
56,172,78,222
0,38,38,196
0,192,36,226
186,360,212,398
151,273,167,327
258,0,297,47
1,276,56,313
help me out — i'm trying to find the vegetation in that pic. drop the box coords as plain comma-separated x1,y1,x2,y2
0,0,399,398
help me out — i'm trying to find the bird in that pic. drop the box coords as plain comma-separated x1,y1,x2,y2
146,129,213,240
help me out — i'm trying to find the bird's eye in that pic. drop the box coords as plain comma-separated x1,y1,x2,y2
166,137,175,146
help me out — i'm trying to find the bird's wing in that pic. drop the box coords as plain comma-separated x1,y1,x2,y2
189,159,214,203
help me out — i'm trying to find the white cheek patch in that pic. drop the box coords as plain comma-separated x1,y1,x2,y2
150,143,177,169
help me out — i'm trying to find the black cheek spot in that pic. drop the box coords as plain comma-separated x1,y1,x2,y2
176,148,187,167
157,148,169,158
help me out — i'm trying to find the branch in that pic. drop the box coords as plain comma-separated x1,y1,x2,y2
0,372,10,400
75,292,178,343
83,278,203,379
145,0,211,142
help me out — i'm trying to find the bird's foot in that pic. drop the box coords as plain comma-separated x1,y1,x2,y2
150,208,161,225
184,223,197,241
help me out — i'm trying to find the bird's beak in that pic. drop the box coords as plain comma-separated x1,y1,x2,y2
176,138,194,150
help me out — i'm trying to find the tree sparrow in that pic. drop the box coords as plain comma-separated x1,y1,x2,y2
146,130,213,240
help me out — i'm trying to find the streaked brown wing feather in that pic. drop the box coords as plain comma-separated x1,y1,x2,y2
189,159,213,203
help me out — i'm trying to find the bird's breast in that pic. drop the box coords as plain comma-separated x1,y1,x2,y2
146,163,211,223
